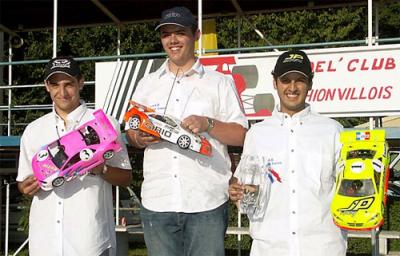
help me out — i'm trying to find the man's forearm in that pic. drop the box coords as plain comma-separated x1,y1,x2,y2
101,166,132,187
208,120,247,146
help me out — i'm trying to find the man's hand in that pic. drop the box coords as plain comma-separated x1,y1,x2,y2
229,177,244,203
91,163,105,175
136,130,160,146
181,115,209,134
18,175,40,196
126,129,160,149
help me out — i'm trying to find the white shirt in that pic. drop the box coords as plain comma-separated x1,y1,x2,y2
238,105,347,256
132,59,248,212
17,102,131,256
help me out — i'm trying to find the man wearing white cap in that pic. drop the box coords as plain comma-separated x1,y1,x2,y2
229,50,347,256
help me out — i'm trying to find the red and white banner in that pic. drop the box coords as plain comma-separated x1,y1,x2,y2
96,44,400,122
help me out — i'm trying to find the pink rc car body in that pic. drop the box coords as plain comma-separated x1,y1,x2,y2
32,109,121,190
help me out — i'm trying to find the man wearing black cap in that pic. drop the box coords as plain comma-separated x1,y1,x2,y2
17,56,132,256
229,50,347,255
126,6,248,256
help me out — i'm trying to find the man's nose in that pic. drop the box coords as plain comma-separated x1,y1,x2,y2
170,33,178,43
288,80,296,90
59,85,67,96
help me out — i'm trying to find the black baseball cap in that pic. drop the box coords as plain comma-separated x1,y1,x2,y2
272,50,313,79
44,56,81,80
155,6,197,30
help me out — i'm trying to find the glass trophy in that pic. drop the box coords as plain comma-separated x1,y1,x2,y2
236,155,272,221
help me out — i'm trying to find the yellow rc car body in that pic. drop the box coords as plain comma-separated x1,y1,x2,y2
331,130,390,230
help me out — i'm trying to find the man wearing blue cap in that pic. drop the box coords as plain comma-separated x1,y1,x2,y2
126,6,248,256
229,50,347,255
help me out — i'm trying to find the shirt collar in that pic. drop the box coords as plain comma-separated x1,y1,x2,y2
158,58,204,78
272,103,311,124
53,100,87,123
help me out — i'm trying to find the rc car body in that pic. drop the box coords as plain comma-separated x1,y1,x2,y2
331,130,390,230
123,101,212,156
32,109,121,191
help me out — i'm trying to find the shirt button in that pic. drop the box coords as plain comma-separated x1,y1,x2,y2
176,99,179,102
58,202,62,205
61,129,64,132
290,129,294,133
174,174,178,178
291,149,294,152
292,211,296,214
291,170,295,174
300,122,303,125
173,156,177,159
57,220,60,224
292,189,296,193
292,232,296,235
177,81,180,84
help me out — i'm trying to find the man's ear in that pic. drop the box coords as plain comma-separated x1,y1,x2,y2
307,79,313,90
78,78,84,90
273,79,277,90
194,29,201,41
44,80,50,92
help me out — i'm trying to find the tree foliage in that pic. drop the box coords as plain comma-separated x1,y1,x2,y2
217,6,367,49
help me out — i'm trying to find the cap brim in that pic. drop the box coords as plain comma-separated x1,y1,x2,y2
45,71,75,81
155,22,186,31
278,70,309,79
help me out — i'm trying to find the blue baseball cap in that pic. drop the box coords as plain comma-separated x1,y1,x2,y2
155,6,197,30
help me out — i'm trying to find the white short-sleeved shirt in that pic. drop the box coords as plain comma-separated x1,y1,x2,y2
17,102,131,256
237,105,347,256
132,59,248,213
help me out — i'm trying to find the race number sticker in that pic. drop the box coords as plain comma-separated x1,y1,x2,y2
37,150,49,161
80,148,93,161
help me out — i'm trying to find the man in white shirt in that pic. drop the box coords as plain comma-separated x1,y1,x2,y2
229,50,347,256
17,56,132,256
125,6,248,256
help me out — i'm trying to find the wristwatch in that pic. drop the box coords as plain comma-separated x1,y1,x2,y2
206,117,215,133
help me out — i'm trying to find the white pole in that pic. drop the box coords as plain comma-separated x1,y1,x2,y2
374,2,379,45
117,26,121,59
12,238,29,256
7,47,12,136
53,0,58,57
367,0,374,131
367,0,372,46
116,186,120,226
115,25,121,226
5,182,10,256
197,0,203,56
